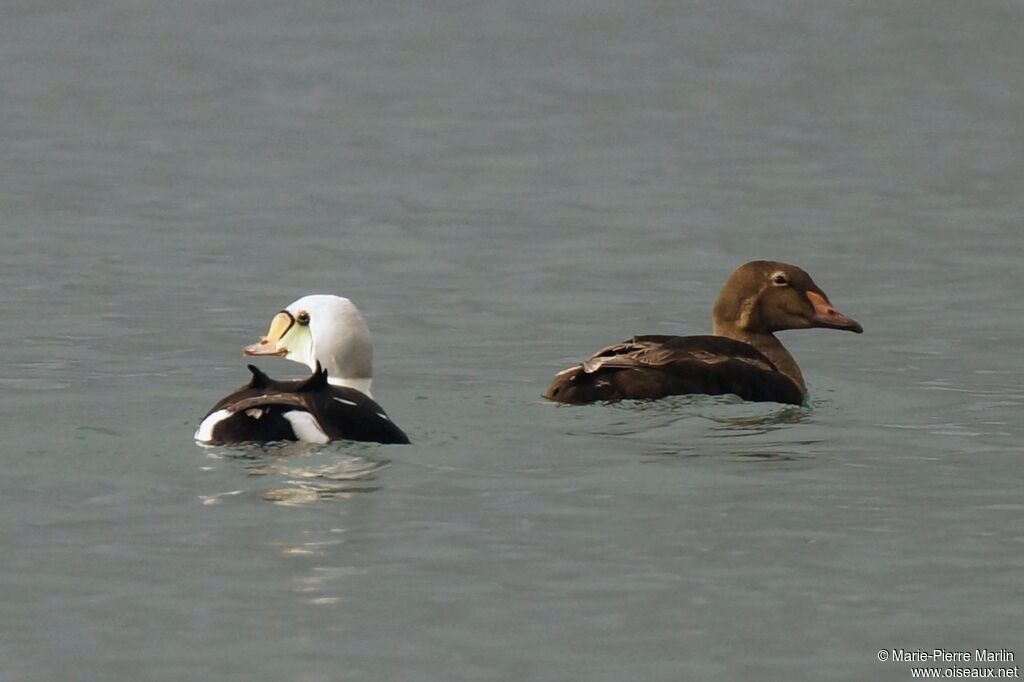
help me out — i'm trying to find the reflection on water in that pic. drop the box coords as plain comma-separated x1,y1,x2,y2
640,442,818,467
705,405,809,436
198,489,245,506
731,451,806,464
258,458,390,505
575,395,811,437
565,395,824,465
200,443,390,505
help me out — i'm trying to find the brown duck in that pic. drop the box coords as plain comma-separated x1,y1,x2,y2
545,261,863,405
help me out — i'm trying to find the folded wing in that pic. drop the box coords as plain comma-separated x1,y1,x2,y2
546,335,803,405
196,364,409,445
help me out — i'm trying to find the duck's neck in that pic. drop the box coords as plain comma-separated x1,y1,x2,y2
713,322,806,394
306,345,374,397
327,375,373,397
305,356,373,397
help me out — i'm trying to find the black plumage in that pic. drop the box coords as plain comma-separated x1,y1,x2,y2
199,364,409,445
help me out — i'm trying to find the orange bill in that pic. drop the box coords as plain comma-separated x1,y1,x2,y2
242,311,294,356
806,291,863,333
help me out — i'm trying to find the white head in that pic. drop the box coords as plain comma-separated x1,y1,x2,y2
243,295,374,396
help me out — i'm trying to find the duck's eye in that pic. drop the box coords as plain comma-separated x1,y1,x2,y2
771,273,789,286
296,310,310,325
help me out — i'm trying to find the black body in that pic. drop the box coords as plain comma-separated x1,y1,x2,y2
200,364,409,445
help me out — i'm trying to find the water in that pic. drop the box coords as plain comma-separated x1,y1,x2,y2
2,1,1022,680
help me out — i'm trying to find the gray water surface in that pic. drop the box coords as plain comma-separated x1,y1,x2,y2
2,1,1023,680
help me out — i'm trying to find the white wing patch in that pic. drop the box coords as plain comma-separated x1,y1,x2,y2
282,411,330,444
194,409,232,443
376,412,390,421
333,397,358,407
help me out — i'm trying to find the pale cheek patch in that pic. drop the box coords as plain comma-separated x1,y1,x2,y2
282,411,330,444
194,409,232,443
737,298,756,329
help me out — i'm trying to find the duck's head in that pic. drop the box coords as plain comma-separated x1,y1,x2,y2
712,261,863,337
243,294,374,395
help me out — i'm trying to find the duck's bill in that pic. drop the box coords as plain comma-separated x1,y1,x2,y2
806,291,863,333
242,311,293,356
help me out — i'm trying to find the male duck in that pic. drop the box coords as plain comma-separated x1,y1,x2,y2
545,261,862,405
195,295,409,445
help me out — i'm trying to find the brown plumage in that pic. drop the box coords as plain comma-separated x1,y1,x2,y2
545,261,863,405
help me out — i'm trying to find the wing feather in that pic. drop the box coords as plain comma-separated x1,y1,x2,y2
547,335,802,405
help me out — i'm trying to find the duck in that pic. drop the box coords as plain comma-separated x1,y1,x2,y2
195,295,409,445
544,261,863,405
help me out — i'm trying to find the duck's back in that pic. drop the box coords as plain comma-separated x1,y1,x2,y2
545,335,804,405
196,365,409,445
